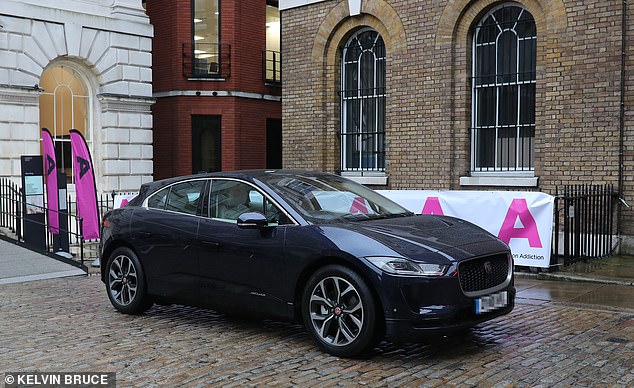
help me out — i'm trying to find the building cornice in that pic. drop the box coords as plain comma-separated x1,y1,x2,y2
0,0,152,37
280,0,361,15
153,90,282,102
280,0,325,11
0,85,41,105
98,94,155,112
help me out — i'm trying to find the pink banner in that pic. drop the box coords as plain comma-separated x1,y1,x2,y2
42,128,59,234
70,129,100,240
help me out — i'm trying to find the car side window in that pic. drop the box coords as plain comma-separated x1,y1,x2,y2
147,187,169,210
159,180,205,215
208,180,292,225
209,180,253,222
264,198,292,226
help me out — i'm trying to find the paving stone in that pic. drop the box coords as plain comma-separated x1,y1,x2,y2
0,276,633,386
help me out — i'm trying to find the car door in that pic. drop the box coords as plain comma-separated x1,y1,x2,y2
196,178,293,318
130,179,206,300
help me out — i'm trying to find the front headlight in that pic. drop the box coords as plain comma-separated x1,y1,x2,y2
365,256,448,276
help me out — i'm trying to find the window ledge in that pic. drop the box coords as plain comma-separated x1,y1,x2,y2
341,172,388,186
187,77,226,82
460,176,538,187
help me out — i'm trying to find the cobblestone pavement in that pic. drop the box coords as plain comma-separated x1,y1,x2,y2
0,276,632,387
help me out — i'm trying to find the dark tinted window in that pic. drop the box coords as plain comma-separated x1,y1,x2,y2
147,187,169,210
340,29,386,172
472,4,536,172
165,180,205,215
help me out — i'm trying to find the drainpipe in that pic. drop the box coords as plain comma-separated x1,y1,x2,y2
618,0,627,239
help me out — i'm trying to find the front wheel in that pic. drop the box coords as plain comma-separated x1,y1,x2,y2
302,265,380,357
105,247,153,314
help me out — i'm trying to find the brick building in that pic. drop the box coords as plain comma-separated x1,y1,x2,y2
0,0,154,192
146,0,282,179
280,0,634,253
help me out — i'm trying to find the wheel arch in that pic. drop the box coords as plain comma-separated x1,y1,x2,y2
100,240,141,282
293,256,386,336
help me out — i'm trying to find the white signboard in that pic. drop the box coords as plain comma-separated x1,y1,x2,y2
378,190,555,268
114,194,137,209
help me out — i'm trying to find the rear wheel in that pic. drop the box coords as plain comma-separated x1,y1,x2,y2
105,247,153,314
302,265,379,357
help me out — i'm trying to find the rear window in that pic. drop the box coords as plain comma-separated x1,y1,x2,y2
147,180,206,215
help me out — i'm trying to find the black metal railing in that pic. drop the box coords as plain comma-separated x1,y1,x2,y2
64,193,116,245
182,41,231,79
263,50,281,84
0,177,86,269
471,125,535,172
552,184,617,266
0,177,22,240
338,87,386,173
1,177,136,269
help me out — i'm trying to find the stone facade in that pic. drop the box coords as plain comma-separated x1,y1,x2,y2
280,0,634,253
0,0,154,193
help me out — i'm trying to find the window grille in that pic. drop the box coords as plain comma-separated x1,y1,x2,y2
472,4,536,172
340,29,386,172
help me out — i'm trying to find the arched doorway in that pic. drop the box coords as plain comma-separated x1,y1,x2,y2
39,64,92,184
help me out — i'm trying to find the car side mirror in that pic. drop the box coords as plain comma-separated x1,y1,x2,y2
237,212,269,229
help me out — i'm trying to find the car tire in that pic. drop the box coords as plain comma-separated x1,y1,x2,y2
302,265,379,357
105,247,153,314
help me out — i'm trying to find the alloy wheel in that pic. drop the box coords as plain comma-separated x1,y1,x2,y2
108,254,138,306
308,276,364,346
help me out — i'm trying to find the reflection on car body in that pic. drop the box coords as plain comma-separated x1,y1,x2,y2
100,170,515,357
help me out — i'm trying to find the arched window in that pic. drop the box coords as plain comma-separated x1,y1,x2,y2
340,28,386,172
472,4,536,172
39,65,91,183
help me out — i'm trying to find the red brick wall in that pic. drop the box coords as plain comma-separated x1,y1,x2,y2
147,0,282,180
152,96,281,179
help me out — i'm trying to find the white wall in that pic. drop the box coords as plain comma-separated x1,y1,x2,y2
0,0,154,192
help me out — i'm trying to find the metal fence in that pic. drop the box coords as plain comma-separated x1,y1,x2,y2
552,184,617,266
0,177,135,268
263,50,281,83
0,177,89,268
182,41,232,79
65,193,116,246
1,176,621,270
0,177,23,239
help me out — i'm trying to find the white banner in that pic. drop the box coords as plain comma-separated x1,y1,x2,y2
378,190,555,268
114,194,137,209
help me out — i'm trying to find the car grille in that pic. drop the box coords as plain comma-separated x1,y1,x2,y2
458,253,510,293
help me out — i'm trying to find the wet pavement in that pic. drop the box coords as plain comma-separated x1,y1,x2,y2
0,239,633,386
0,275,632,386
515,255,634,288
516,278,634,310
556,255,634,285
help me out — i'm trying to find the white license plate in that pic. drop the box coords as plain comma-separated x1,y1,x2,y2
475,291,508,315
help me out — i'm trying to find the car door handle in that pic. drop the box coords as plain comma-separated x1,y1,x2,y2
138,232,153,238
201,240,220,247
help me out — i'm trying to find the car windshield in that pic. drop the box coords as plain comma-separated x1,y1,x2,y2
262,173,413,224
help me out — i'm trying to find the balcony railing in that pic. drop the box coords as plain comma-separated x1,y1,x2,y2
263,50,281,84
182,41,231,79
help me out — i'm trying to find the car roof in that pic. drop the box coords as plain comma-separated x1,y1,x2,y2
155,169,330,184
131,169,333,205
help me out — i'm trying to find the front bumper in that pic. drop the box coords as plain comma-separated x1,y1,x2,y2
372,271,516,342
